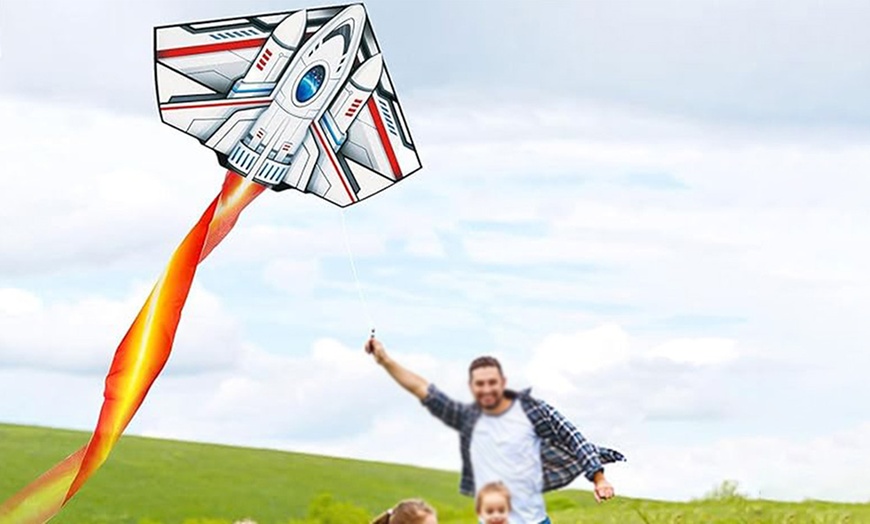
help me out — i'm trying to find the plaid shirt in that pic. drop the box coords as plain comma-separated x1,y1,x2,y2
421,383,626,497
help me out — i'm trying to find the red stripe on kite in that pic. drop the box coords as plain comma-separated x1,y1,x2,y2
311,123,356,203
160,98,270,111
157,38,267,59
366,98,402,179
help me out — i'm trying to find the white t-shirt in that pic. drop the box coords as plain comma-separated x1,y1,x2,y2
470,400,546,524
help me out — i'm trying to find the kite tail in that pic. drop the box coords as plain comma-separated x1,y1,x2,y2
0,171,265,524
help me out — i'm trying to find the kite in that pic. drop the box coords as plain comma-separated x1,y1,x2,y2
0,4,420,523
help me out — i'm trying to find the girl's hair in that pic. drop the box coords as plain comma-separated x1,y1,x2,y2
475,481,511,513
370,499,436,524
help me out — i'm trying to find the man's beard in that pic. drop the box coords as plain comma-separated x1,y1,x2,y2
478,393,502,409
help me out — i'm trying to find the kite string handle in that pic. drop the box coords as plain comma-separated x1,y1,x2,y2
340,208,376,337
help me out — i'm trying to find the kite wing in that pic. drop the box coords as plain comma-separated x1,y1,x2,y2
154,4,421,207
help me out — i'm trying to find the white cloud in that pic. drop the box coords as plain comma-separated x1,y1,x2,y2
527,323,633,382
522,324,744,428
403,229,446,258
0,288,41,315
261,258,322,294
649,338,738,366
603,422,870,502
0,6,4,61
0,96,220,275
0,368,106,430
462,230,673,267
0,283,242,375
132,338,467,446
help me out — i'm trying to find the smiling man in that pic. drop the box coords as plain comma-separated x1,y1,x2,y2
365,337,626,524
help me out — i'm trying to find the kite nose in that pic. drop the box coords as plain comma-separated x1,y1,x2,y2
272,9,307,49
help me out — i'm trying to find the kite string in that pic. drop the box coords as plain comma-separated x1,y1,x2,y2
339,208,375,338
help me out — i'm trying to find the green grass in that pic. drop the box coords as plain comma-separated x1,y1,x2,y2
1,423,868,523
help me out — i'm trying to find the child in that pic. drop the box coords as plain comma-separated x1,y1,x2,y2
475,482,511,524
370,498,437,524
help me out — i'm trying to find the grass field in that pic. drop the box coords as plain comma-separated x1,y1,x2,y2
1,423,867,523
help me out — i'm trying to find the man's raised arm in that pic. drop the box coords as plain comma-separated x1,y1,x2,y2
365,337,429,400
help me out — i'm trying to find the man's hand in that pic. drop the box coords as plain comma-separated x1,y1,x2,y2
364,336,430,399
364,336,388,366
592,471,615,503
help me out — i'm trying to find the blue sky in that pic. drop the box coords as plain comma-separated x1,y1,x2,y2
2,0,870,503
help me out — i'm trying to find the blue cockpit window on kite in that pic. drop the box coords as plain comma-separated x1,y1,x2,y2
296,65,326,103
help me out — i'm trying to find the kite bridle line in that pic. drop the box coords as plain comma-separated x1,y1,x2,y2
339,207,376,338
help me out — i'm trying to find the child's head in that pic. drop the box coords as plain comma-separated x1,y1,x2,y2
475,482,511,524
370,499,437,524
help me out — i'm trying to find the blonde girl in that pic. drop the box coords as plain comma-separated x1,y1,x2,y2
476,482,511,524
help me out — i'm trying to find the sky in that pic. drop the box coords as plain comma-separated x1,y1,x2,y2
1,0,870,505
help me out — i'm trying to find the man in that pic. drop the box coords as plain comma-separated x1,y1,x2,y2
365,337,625,524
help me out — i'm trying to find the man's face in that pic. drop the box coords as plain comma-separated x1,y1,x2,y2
469,366,506,410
